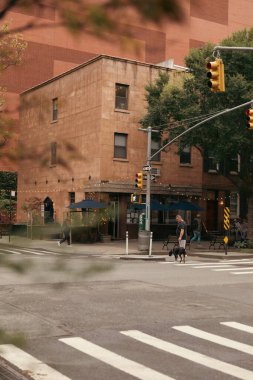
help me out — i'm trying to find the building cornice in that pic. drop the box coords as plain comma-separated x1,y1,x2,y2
21,54,172,96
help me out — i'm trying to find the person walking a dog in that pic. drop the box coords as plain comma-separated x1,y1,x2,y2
176,214,187,249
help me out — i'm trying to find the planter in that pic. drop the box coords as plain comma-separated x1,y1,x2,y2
100,234,111,243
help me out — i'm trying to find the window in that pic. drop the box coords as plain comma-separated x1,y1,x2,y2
114,133,127,159
230,192,239,218
50,142,57,165
207,153,219,172
204,151,219,173
69,192,75,204
180,145,191,164
52,98,58,121
151,139,161,162
229,155,240,174
115,84,129,110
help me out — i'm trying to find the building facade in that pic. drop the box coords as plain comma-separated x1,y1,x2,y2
17,55,236,238
2,0,253,172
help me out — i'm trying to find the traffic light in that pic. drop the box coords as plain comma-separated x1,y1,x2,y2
135,172,143,189
246,108,253,130
206,58,225,92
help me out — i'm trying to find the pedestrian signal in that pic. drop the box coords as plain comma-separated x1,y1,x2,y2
131,194,142,203
135,172,143,189
246,108,253,130
206,58,225,92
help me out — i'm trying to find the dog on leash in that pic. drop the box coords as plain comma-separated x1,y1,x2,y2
168,247,186,263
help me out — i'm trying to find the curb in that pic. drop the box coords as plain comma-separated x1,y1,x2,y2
120,255,166,261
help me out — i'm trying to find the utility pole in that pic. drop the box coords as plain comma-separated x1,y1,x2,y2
145,126,152,232
139,126,159,233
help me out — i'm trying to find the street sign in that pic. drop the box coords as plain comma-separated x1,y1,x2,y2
223,236,228,244
143,174,156,181
142,165,151,171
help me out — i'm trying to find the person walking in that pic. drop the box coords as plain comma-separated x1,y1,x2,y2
190,214,202,244
58,217,71,246
176,214,187,249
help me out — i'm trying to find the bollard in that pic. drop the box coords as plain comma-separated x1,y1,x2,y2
149,231,153,256
126,231,129,255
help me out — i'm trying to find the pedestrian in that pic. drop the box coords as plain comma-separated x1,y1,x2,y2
176,214,187,249
241,218,248,241
235,218,242,242
190,214,202,244
58,217,71,246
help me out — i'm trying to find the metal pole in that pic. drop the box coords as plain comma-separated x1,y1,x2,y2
149,231,153,256
150,100,253,161
69,213,72,246
8,191,11,243
126,231,129,255
213,46,253,53
145,126,152,232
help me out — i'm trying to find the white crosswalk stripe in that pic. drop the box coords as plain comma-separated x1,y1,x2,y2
121,330,253,380
172,325,253,355
0,344,71,380
0,248,22,254
166,259,253,275
214,266,253,271
1,321,253,380
16,248,45,255
0,247,61,256
221,322,253,334
60,337,174,380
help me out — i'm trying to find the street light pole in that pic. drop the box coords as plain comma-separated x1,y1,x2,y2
145,126,152,232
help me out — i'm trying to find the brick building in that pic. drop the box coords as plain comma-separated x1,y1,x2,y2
3,0,251,233
17,55,236,238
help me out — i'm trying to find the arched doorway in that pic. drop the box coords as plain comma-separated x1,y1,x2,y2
44,197,54,223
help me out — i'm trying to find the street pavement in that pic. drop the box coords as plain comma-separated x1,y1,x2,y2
0,234,253,260
0,233,253,380
0,250,252,380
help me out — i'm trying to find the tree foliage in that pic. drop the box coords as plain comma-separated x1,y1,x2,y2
141,28,253,195
0,22,27,159
0,0,184,35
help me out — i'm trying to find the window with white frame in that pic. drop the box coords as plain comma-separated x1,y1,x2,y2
208,153,219,172
114,133,127,159
180,145,191,164
115,84,129,110
151,138,161,161
52,98,58,121
230,192,239,218
229,155,240,174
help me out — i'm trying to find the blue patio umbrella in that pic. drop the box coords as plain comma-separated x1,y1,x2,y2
168,201,203,211
131,199,169,211
68,199,107,209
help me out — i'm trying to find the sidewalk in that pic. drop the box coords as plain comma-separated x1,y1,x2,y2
0,235,253,260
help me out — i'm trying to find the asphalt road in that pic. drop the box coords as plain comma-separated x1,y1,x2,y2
0,245,252,380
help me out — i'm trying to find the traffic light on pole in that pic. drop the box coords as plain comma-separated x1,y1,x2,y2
246,108,253,130
206,58,225,92
135,172,143,189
